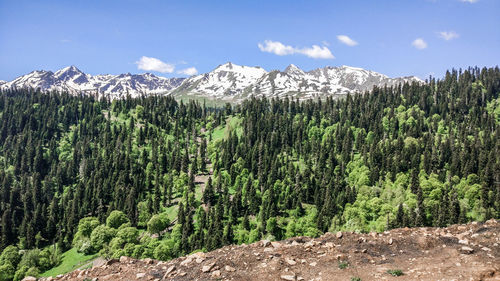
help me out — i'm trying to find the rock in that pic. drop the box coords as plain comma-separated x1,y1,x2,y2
358,237,366,243
225,265,236,272
458,239,469,245
180,257,193,266
304,241,314,248
119,256,129,263
309,262,317,267
291,241,300,246
460,246,474,254
335,254,346,260
388,238,393,245
166,265,176,275
336,231,343,239
281,274,296,281
195,257,205,263
22,277,37,281
144,258,154,265
271,241,282,248
211,270,221,277
262,240,271,247
485,219,497,226
286,258,297,265
92,257,107,268
202,262,215,273
136,273,146,279
481,247,492,252
361,249,367,253
106,259,119,266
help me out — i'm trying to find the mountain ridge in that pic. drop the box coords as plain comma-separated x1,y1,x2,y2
1,63,423,102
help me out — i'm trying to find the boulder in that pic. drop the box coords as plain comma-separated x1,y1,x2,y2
460,246,474,254
202,262,216,273
225,265,236,272
281,274,296,281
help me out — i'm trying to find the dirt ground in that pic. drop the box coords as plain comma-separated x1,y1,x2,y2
37,219,499,281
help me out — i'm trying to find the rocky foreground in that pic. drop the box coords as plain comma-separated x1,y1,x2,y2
34,220,499,281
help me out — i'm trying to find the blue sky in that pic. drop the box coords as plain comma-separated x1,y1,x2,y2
0,0,499,81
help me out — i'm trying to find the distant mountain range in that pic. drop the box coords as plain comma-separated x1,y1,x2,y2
1,63,423,102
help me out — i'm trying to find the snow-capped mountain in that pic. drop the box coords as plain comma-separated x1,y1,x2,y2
171,62,267,98
1,66,185,99
173,63,422,102
1,63,422,102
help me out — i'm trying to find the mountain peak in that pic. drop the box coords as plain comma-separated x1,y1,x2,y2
57,65,82,73
54,65,85,81
215,62,235,71
284,64,304,75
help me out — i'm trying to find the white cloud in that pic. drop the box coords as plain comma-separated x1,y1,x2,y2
258,40,296,56
438,31,459,40
300,45,335,59
412,38,428,50
337,35,358,46
258,40,334,59
177,67,198,76
461,0,478,3
136,56,175,73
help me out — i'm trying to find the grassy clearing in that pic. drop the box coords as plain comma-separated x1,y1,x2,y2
39,248,98,278
210,116,243,143
174,95,228,108
164,204,179,222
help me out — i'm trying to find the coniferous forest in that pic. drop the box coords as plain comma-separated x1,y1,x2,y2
0,67,499,280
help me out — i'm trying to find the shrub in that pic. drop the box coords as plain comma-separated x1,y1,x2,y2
147,213,170,235
351,277,361,281
0,263,15,281
387,269,404,276
38,247,61,271
25,267,39,278
18,249,40,269
90,225,117,251
0,245,21,267
106,210,130,229
153,239,175,261
78,239,94,255
13,265,28,281
338,261,349,269
116,226,139,244
76,217,100,237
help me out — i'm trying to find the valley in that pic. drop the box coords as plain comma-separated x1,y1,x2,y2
0,67,498,280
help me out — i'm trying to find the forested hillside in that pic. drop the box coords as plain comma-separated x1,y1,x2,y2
0,67,499,280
